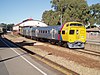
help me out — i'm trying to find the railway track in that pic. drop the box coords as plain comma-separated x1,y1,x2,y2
43,41,100,57
45,41,100,57
7,34,100,57
74,49,100,57
29,38,100,57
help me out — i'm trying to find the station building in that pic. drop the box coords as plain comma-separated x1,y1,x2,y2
13,18,48,35
86,27,100,40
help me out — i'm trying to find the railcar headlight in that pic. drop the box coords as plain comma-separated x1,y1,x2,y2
81,36,84,38
66,30,68,32
76,30,78,34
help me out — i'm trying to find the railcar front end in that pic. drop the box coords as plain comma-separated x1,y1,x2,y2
60,22,86,48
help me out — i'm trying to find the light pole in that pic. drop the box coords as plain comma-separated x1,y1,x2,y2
60,14,62,26
59,14,62,26
60,7,63,26
60,5,67,26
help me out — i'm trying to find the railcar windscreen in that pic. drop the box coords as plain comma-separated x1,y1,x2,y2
69,30,74,34
70,23,83,26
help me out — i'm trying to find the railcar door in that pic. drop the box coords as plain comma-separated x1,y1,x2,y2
76,28,86,42
69,29,76,42
30,27,32,37
51,29,55,39
35,29,39,37
69,27,86,42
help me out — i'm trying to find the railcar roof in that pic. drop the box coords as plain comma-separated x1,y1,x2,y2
32,25,61,29
66,22,82,24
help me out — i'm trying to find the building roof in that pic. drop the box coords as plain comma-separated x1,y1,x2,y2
14,18,33,26
14,18,48,28
86,27,100,32
22,18,33,23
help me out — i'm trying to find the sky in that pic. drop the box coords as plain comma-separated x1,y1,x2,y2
0,0,100,24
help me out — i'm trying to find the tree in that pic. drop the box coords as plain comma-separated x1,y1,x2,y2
89,3,100,25
42,10,61,25
7,24,14,31
42,0,100,26
0,23,7,27
0,23,14,31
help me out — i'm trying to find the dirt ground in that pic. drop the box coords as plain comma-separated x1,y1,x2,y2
33,45,100,69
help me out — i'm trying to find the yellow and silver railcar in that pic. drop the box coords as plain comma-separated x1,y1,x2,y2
23,22,86,48
60,22,86,48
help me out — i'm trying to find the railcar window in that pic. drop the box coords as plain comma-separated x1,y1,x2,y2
58,31,61,34
41,30,42,33
46,31,47,33
43,31,44,33
32,30,35,33
70,23,83,26
62,31,65,34
69,30,74,34
66,24,69,27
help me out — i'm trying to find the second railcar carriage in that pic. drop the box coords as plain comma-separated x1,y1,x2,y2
23,22,86,48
